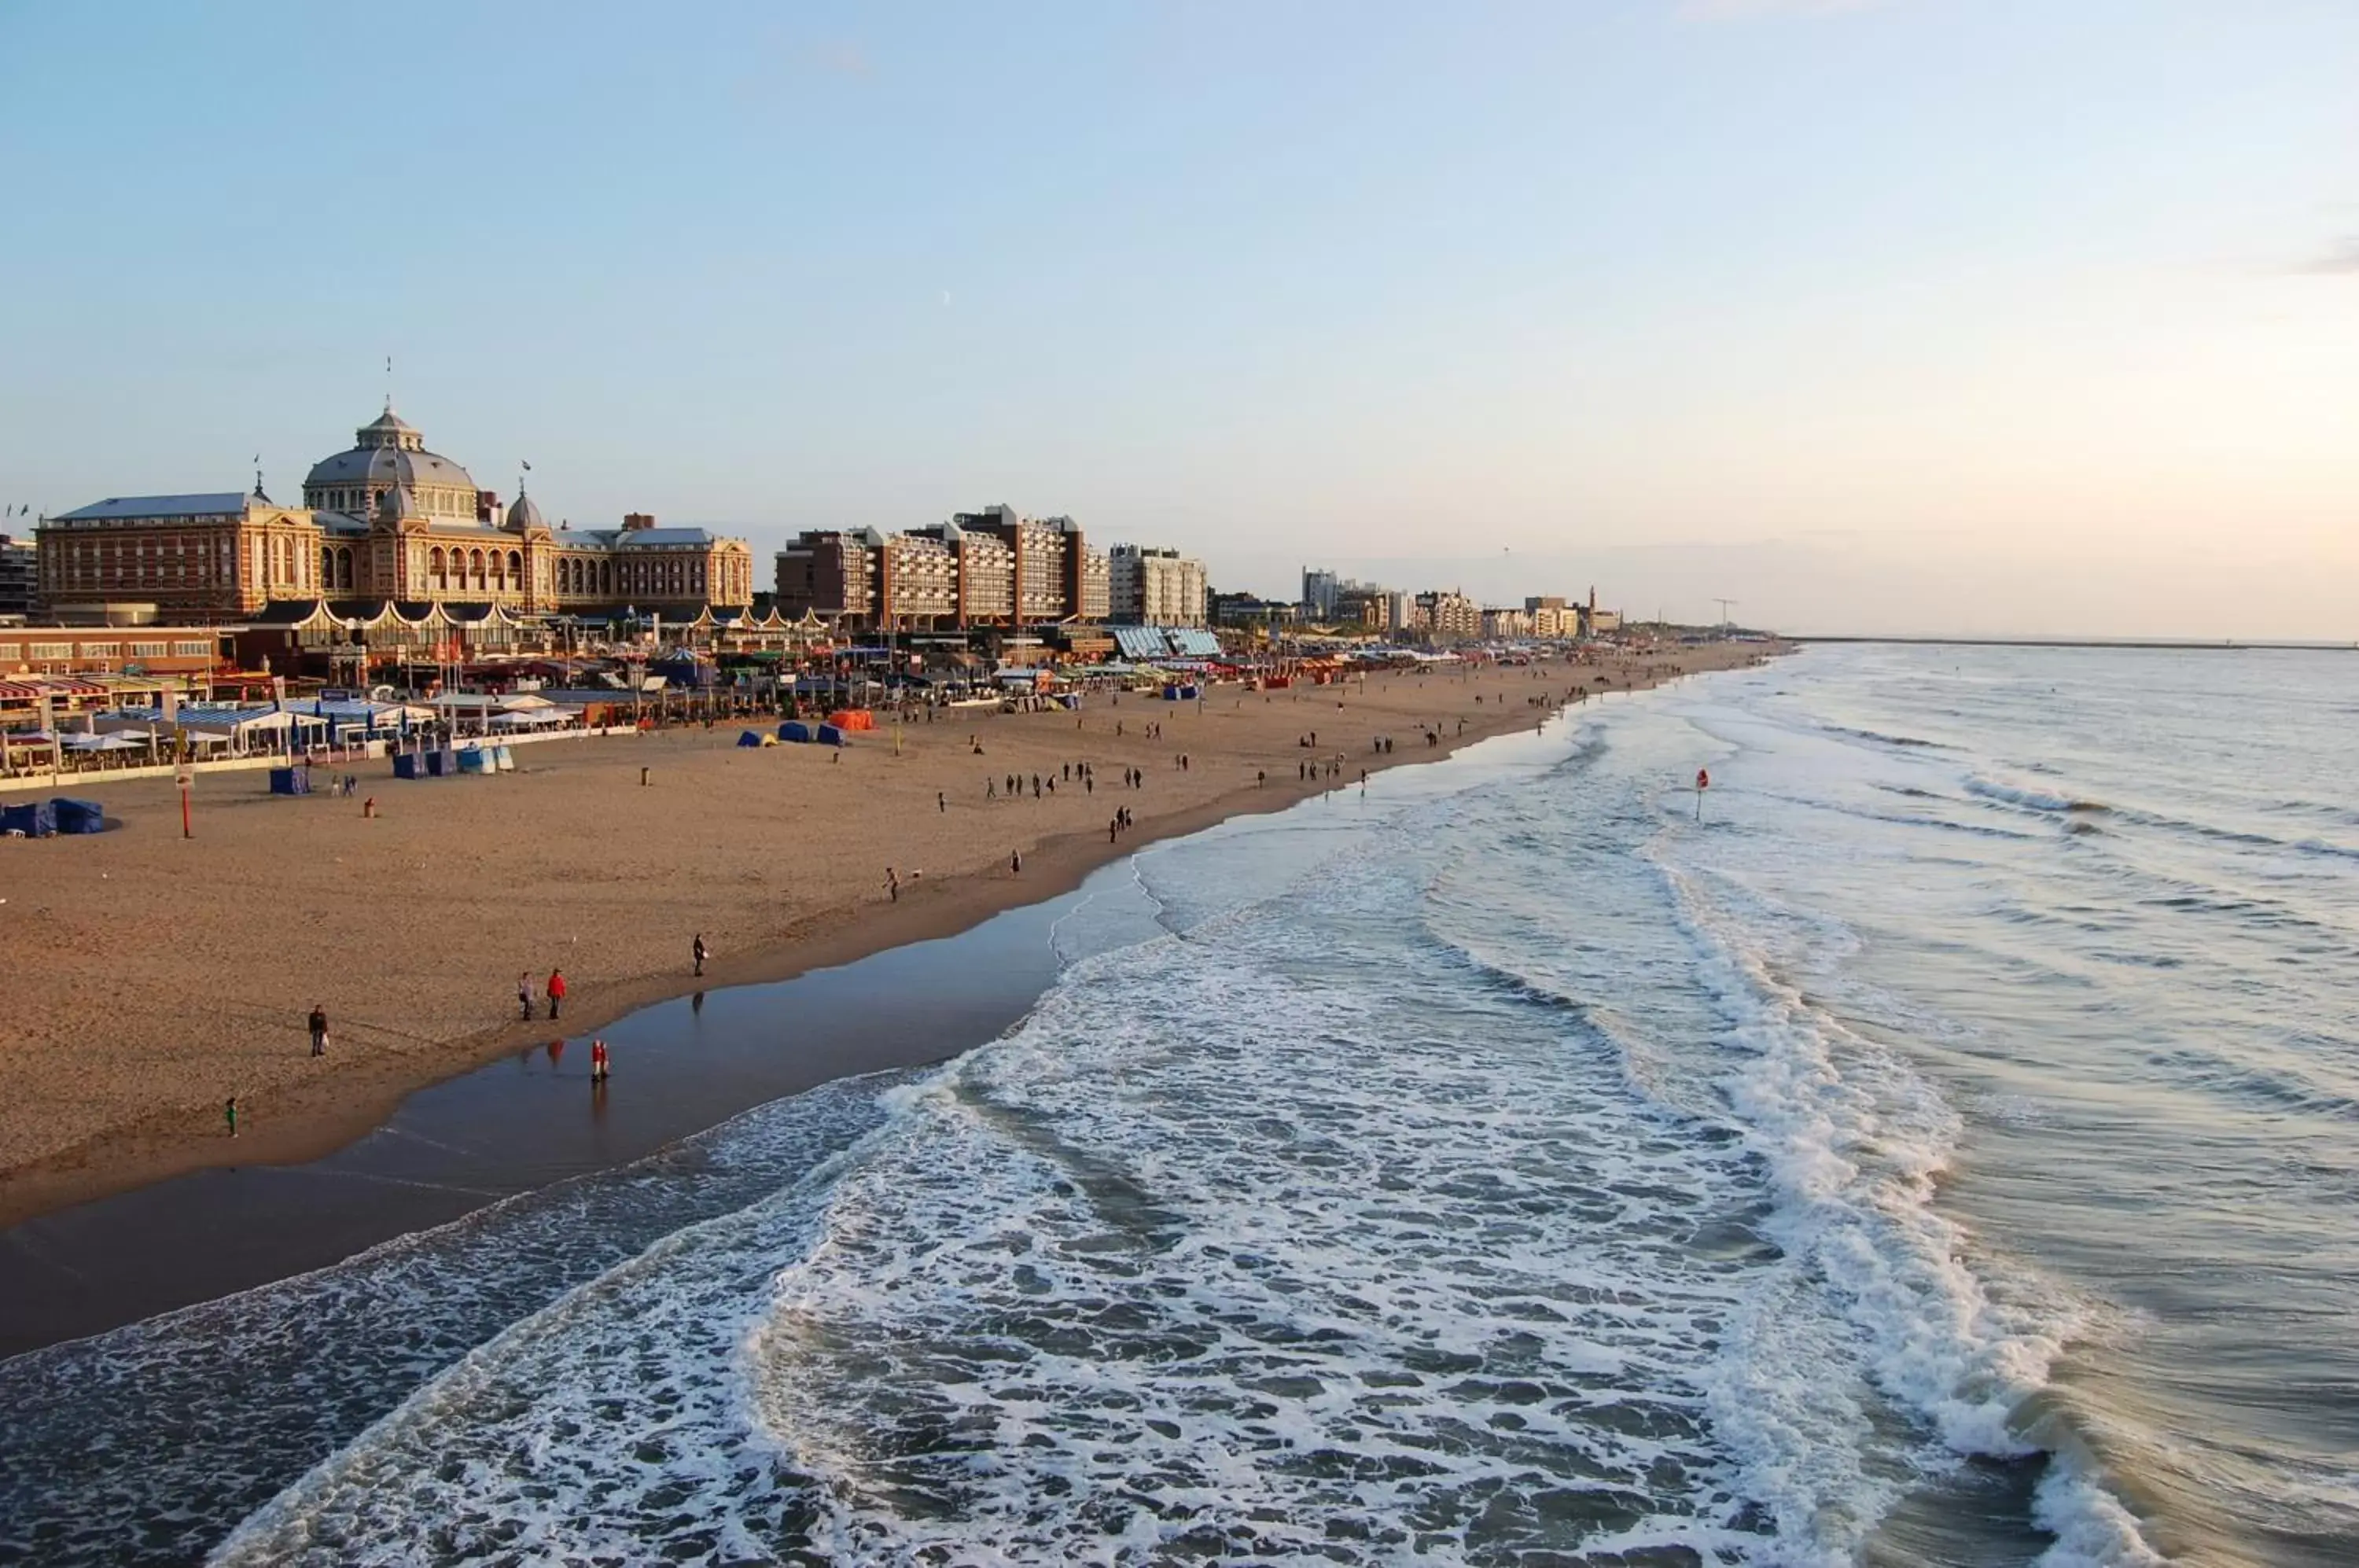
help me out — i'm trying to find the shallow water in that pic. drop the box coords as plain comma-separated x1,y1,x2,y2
3,645,2353,1565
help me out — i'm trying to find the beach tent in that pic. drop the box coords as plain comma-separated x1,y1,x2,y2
737,729,765,748
779,720,812,743
456,747,495,775
816,723,846,746
52,798,105,834
2,800,57,837
268,767,313,794
60,733,143,753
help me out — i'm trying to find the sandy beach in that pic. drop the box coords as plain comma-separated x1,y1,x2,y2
0,644,1773,1225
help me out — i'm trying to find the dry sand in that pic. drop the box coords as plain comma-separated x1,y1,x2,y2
0,643,1776,1224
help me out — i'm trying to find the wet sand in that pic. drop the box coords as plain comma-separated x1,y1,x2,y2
0,645,1774,1229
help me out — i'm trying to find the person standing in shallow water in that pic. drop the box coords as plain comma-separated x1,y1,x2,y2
693,933,708,977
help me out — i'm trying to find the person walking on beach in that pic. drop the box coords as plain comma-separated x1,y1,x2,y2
693,933,708,977
937,790,946,814
225,1096,238,1139
308,1003,329,1057
547,967,568,1021
886,867,900,902
1010,849,1021,874
590,1038,609,1083
517,972,534,1020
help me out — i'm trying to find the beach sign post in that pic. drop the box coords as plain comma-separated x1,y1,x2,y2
1695,767,1709,822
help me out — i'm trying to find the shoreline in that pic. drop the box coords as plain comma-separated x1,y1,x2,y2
0,646,1778,1231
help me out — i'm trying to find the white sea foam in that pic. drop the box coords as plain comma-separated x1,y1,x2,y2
1966,774,2103,814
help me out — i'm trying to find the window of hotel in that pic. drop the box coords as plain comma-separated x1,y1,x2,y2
131,642,167,658
29,642,70,659
173,641,210,657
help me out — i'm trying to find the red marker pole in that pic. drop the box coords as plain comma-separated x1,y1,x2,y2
1695,767,1709,823
178,771,193,839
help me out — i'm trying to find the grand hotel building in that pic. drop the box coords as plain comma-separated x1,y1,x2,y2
35,405,755,620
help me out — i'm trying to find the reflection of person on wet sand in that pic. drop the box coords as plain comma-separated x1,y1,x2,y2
547,1039,565,1066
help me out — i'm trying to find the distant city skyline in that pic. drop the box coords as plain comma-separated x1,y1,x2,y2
5,2,2356,637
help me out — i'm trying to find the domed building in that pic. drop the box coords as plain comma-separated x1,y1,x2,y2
302,406,483,522
39,402,756,619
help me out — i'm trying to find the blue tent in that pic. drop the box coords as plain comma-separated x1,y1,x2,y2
2,800,57,837
816,723,846,746
737,729,764,747
53,798,105,834
779,720,812,743
393,752,425,779
269,767,312,795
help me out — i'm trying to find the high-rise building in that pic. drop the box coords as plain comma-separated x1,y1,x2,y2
960,506,1091,624
877,530,957,628
1301,566,1340,619
1415,589,1481,642
774,529,880,623
909,521,1014,627
1108,545,1209,627
0,534,39,617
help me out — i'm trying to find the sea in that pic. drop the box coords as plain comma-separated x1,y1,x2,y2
2,642,2353,1567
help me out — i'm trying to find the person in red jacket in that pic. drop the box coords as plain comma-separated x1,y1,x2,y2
547,968,567,1021
589,1038,609,1083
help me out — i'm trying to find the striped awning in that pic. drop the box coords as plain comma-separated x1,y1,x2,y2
0,677,109,701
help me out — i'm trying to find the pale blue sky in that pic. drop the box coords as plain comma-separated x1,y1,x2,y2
3,1,2356,635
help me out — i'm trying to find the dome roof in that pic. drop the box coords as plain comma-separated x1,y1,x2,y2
307,444,477,493
304,404,477,499
506,489,547,532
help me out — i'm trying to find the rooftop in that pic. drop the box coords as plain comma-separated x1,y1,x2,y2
51,493,252,522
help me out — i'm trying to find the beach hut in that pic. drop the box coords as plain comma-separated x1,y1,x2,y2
816,723,846,746
456,747,495,775
737,729,765,748
779,720,812,743
392,751,425,780
492,744,516,772
268,767,313,795
2,800,58,837
52,798,105,834
424,749,459,777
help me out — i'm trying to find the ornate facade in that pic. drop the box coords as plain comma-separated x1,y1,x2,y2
39,405,755,619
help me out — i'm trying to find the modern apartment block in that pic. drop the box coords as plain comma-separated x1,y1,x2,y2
1415,589,1482,642
1108,545,1209,627
774,528,881,623
878,529,958,628
0,533,38,617
775,506,1108,631
1301,566,1340,620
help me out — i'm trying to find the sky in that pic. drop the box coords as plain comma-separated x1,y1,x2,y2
2,0,2356,637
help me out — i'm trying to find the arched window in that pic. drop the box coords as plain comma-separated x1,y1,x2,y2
320,545,334,587
341,547,355,590
468,549,485,588
506,550,523,591
430,547,446,588
599,560,613,596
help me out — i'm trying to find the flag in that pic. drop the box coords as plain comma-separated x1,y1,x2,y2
521,460,532,472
